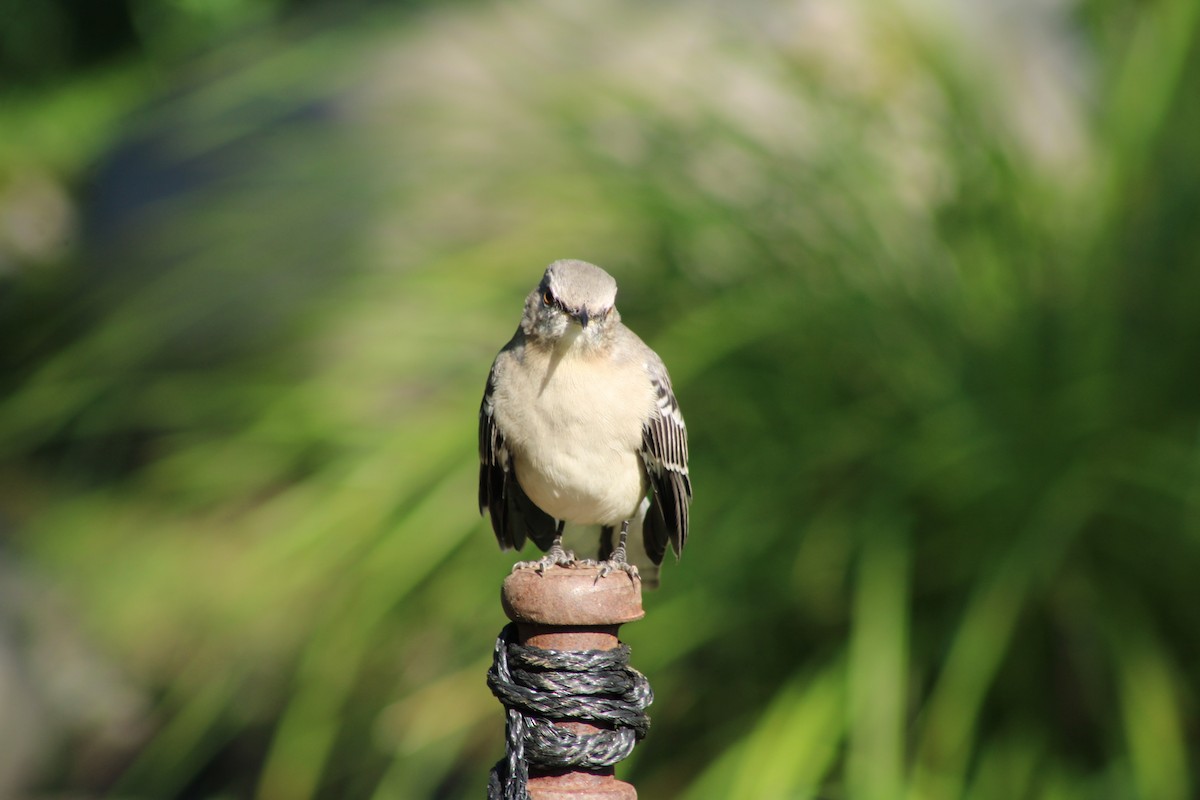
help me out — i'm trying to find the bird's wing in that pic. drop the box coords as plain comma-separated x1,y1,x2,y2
639,350,692,563
478,343,557,551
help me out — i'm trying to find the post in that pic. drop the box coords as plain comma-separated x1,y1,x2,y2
492,564,647,799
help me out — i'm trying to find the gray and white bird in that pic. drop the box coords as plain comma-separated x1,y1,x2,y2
478,259,691,585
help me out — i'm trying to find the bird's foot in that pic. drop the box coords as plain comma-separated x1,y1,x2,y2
595,546,640,584
513,543,578,575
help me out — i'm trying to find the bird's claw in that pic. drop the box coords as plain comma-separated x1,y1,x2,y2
595,547,639,584
514,543,578,575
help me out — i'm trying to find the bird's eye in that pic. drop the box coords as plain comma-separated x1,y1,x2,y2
543,290,554,306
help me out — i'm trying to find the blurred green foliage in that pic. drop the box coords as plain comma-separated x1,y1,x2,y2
2,1,1199,798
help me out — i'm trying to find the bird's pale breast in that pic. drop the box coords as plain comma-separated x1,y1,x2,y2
495,344,654,525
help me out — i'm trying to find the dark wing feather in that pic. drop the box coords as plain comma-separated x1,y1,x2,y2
639,353,692,564
478,349,557,552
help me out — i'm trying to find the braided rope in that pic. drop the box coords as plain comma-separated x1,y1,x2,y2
486,623,653,800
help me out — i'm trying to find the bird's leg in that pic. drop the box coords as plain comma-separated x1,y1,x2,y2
541,520,574,571
597,519,639,583
514,520,577,574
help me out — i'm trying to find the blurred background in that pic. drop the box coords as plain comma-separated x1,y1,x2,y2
2,0,1199,797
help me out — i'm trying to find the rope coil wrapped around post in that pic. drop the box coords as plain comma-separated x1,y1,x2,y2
487,564,650,799
487,624,653,798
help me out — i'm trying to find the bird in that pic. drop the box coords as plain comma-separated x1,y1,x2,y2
478,259,691,585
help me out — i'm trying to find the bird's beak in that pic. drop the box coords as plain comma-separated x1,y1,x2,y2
577,308,590,329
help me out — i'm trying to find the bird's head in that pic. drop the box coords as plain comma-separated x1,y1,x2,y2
522,259,620,347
